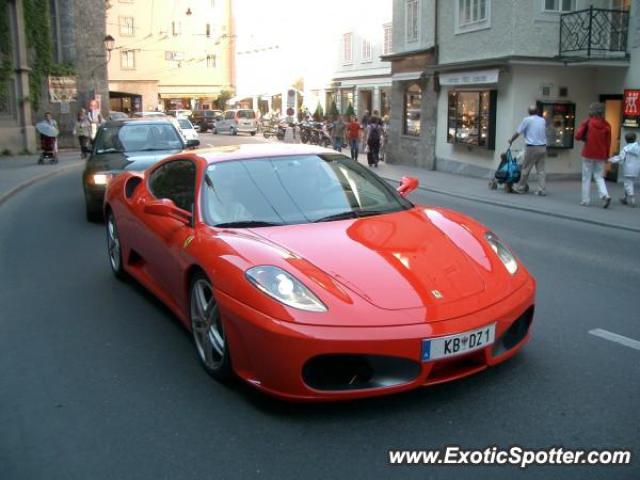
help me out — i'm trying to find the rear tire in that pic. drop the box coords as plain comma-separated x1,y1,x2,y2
85,201,102,223
231,127,237,136
190,272,232,381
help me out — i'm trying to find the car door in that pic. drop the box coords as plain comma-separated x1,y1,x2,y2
141,159,197,303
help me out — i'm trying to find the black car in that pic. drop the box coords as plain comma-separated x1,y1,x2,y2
190,110,223,132
82,118,199,222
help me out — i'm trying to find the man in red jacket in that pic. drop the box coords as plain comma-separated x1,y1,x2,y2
575,102,612,208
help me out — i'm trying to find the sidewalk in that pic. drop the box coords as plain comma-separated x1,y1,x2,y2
0,151,84,206
370,158,640,233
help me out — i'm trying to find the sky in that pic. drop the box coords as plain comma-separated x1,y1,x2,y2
233,0,392,97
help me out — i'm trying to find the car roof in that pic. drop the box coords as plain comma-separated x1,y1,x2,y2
195,143,338,165
103,117,178,127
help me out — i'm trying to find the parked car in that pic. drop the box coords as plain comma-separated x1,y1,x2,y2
167,109,192,119
82,118,199,222
108,111,129,121
132,111,167,118
103,143,535,401
177,117,199,142
190,110,223,132
213,109,257,135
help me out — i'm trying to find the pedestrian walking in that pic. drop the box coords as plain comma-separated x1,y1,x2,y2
508,105,547,195
330,115,346,152
361,109,370,151
346,115,362,161
366,110,383,167
73,108,92,158
575,102,612,208
610,132,640,207
87,99,104,143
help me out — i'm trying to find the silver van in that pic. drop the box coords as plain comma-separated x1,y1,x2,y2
214,109,258,135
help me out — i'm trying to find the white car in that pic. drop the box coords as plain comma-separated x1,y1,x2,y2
214,109,257,136
177,118,199,142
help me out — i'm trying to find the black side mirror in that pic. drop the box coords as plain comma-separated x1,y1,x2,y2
186,139,200,149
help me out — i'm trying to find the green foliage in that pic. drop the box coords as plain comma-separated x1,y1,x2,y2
345,102,355,117
1,148,12,156
313,103,324,121
214,90,233,110
24,0,53,110
328,100,339,118
0,0,12,104
49,62,76,76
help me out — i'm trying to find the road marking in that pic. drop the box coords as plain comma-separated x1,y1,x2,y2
207,144,214,147
589,329,640,351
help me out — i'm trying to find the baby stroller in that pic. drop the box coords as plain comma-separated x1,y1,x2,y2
35,121,59,164
489,148,521,193
38,134,58,164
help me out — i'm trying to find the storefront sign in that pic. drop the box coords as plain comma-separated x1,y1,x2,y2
623,89,640,128
48,76,77,103
439,69,500,86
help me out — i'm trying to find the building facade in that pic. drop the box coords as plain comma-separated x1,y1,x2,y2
1,0,108,153
385,0,639,180
304,0,393,119
106,0,234,113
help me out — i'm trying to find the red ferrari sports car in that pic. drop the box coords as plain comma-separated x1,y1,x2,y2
103,144,535,401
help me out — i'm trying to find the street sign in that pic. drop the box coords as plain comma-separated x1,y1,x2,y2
623,89,640,128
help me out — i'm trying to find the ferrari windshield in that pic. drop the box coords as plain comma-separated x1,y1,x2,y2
202,154,412,227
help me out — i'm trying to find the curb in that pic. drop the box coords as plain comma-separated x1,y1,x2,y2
0,161,84,207
380,175,640,234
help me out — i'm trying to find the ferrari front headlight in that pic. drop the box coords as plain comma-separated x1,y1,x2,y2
485,232,518,275
246,266,327,312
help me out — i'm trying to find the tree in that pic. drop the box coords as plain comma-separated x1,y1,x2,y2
214,90,233,110
313,103,324,121
328,100,339,118
345,102,355,117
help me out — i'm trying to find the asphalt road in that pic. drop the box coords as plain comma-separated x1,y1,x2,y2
1,132,638,480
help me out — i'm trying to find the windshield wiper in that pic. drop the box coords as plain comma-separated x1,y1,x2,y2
134,147,178,152
214,220,284,228
96,148,123,154
312,211,358,223
313,209,394,223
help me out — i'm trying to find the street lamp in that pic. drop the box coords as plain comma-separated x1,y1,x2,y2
91,35,116,107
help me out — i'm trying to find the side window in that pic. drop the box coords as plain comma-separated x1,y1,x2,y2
225,111,235,120
148,160,196,212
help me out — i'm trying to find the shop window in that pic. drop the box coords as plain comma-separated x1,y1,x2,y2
447,90,497,149
404,83,422,136
536,101,576,149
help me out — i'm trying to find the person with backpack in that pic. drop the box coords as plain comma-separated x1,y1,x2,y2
508,105,547,195
366,111,383,167
575,102,612,208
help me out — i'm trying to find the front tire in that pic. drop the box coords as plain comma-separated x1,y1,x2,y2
106,210,126,279
190,273,232,381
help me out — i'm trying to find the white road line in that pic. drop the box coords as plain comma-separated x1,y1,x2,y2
589,329,640,351
207,144,214,147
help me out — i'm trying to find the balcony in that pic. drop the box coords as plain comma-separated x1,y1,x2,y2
559,6,629,58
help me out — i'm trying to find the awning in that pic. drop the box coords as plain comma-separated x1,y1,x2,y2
391,71,423,81
438,68,500,86
158,85,225,98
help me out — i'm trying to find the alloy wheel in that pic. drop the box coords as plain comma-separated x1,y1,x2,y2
190,278,226,371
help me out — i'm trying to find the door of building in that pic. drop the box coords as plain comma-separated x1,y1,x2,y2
600,94,623,181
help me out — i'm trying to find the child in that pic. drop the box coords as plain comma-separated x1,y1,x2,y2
610,132,640,207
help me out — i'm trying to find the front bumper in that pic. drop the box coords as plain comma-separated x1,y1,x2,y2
217,276,536,401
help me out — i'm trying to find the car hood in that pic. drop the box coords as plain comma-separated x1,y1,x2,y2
250,207,513,313
87,149,183,172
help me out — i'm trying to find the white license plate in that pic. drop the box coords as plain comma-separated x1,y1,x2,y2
422,324,495,362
